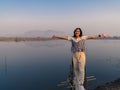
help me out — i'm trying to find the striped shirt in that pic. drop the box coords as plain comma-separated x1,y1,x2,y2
68,36,88,53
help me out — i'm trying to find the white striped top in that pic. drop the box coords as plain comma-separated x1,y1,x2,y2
67,36,88,53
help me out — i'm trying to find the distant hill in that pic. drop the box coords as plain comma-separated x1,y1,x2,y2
24,30,67,37
0,30,70,37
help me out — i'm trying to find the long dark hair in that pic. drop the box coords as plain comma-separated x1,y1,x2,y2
73,28,83,37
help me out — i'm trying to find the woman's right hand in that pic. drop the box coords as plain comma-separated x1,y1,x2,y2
52,35,68,40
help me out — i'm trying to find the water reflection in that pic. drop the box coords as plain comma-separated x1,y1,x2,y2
4,56,7,75
0,56,7,76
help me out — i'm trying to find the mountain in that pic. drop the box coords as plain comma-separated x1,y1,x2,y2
24,30,67,37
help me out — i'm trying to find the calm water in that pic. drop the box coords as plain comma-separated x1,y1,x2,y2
0,40,120,90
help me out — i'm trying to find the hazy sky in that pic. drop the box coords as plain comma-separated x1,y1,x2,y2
0,0,120,36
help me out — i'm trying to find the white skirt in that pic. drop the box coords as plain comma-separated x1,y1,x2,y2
72,52,86,90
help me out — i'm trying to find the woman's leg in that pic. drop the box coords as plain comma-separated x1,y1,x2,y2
77,52,86,85
73,54,79,85
73,52,86,85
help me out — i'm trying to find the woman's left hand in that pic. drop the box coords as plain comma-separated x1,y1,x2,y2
101,33,109,37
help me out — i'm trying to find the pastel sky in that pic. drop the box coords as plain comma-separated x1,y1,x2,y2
0,0,120,36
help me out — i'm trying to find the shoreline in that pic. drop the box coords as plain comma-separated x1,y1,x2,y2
94,78,120,90
0,37,57,42
0,37,120,42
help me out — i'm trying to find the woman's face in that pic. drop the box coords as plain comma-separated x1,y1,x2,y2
75,29,81,37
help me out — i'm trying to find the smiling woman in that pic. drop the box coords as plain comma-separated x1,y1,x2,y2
52,27,108,90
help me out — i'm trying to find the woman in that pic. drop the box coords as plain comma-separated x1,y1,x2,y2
52,28,108,90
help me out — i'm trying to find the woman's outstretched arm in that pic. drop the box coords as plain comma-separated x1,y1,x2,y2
86,33,109,39
52,35,68,40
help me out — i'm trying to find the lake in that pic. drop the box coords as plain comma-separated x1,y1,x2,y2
0,40,120,90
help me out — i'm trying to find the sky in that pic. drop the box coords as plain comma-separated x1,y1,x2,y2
0,0,120,36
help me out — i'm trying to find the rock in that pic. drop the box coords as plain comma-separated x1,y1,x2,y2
94,78,120,90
